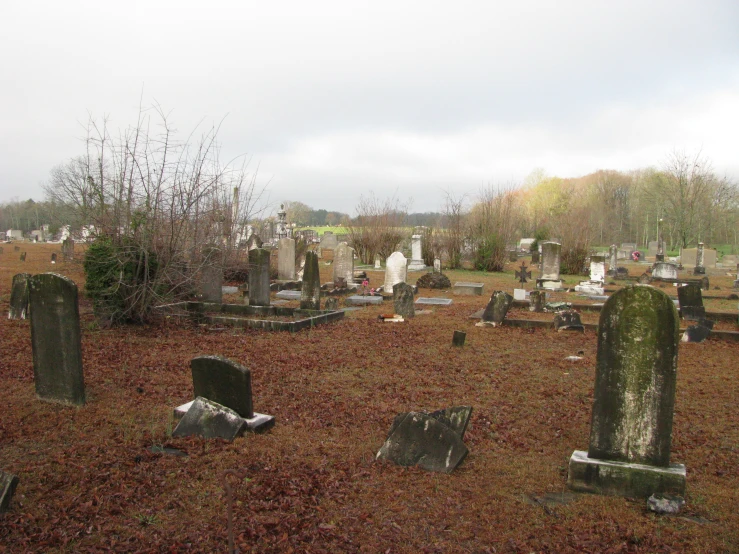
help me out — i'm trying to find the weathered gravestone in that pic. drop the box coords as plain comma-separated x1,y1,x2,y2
681,319,713,343
174,355,275,433
8,273,31,320
300,251,321,310
567,286,686,498
393,282,415,318
29,273,85,405
537,241,563,289
652,262,678,280
590,255,606,283
407,234,425,271
607,245,618,276
529,290,546,313
173,397,246,441
531,249,540,264
376,407,473,473
383,252,407,293
0,470,20,512
50,253,57,264
693,242,706,275
319,231,338,249
277,237,296,281
452,330,466,347
553,310,584,332
333,242,355,285
248,248,271,306
62,238,75,259
374,255,381,269
677,283,704,321
433,258,441,273
324,297,339,311
480,291,513,326
200,248,222,303
19,252,26,262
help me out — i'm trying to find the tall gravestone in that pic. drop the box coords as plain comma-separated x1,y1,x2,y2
407,235,425,271
248,248,271,306
277,237,296,281
200,247,222,303
29,273,85,405
8,273,31,320
383,252,407,294
62,238,75,260
536,241,562,289
694,242,705,275
393,282,415,318
567,285,686,498
607,245,618,275
300,251,321,310
333,242,354,285
374,255,382,270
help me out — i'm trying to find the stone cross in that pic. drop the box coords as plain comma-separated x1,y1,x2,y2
277,237,296,281
300,251,321,310
393,282,415,318
8,273,30,320
333,242,355,285
515,262,531,285
29,273,85,405
200,247,222,303
248,248,271,306
567,285,686,498
383,252,408,293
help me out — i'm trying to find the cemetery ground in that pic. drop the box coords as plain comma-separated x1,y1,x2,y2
1,244,738,553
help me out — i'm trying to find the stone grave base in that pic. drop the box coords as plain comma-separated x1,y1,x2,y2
453,282,484,295
536,279,563,290
345,295,384,306
174,401,275,433
574,282,604,296
567,450,686,498
407,260,426,271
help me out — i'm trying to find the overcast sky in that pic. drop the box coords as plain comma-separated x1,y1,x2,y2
2,1,738,215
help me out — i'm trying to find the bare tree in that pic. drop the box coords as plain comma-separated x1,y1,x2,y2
440,190,467,269
345,192,410,264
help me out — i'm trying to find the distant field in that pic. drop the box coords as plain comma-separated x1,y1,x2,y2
295,226,348,236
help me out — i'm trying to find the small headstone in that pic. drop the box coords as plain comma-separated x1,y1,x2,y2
513,288,526,301
248,248,271,306
300,251,321,310
20,252,26,262
653,262,678,280
433,258,441,273
191,355,254,418
451,330,466,347
529,290,546,312
383,252,408,293
0,470,20,512
333,242,355,285
374,255,381,269
509,250,518,262
324,297,339,311
638,272,652,284
172,397,247,441
50,253,57,264
700,276,710,291
407,234,426,271
553,311,584,332
694,242,705,275
677,283,704,321
393,282,415,318
531,249,540,264
29,273,85,405
568,285,686,498
277,237,296,281
481,291,513,326
8,273,31,320
376,411,469,473
681,319,713,343
62,237,75,260
200,247,223,303
319,231,338,249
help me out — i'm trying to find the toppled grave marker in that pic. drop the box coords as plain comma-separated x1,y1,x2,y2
377,407,472,473
173,397,247,441
681,319,714,343
553,311,584,332
479,291,513,327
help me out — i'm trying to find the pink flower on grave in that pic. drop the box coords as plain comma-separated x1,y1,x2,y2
362,280,369,288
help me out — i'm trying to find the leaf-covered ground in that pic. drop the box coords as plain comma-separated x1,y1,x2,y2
1,244,738,553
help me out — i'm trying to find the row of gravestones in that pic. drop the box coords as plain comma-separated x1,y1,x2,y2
2,274,688,510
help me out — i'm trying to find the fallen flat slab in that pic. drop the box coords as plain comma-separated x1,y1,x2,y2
275,290,302,300
415,297,453,306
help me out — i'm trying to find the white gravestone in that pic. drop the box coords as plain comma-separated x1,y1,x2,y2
383,252,408,293
374,255,381,269
433,258,441,273
537,241,563,289
653,262,678,280
277,237,296,281
407,235,426,271
333,242,355,284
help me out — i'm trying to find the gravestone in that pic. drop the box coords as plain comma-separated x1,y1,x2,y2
50,253,57,264
62,237,75,260
537,241,563,289
324,297,339,311
300,251,321,310
433,258,441,273
346,295,383,306
393,282,415,318
0,470,20,512
607,245,618,276
529,290,546,312
8,273,31,319
531,249,540,264
376,409,471,473
681,246,717,269
20,252,26,262
200,248,222,303
28,273,85,405
677,283,704,321
509,250,518,262
333,242,355,285
374,255,381,269
248,248,271,306
453,282,484,296
567,285,686,498
173,397,247,441
320,231,338,249
553,311,584,332
693,242,705,275
407,234,426,271
14,245,20,251
681,319,713,343
481,291,513,326
590,255,606,283
383,252,407,293
452,330,466,347
277,237,296,281
652,262,678,280
415,297,453,306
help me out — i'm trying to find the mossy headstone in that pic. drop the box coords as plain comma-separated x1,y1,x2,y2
677,283,704,321
29,273,85,406
393,282,415,318
568,285,686,498
248,248,271,306
300,251,321,310
481,290,513,325
191,355,253,418
8,273,31,320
